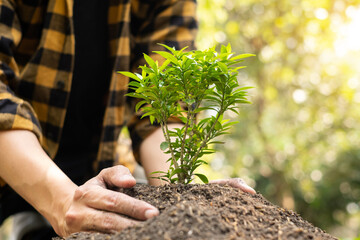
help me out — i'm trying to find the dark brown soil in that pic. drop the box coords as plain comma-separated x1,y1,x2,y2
61,184,337,240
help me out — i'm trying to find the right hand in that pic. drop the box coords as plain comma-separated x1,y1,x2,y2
57,165,159,237
209,178,256,195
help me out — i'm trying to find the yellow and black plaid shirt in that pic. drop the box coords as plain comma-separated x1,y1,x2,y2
0,0,197,184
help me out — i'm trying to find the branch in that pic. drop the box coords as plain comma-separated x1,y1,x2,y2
190,90,225,166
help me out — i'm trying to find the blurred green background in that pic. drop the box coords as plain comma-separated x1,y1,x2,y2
195,0,360,238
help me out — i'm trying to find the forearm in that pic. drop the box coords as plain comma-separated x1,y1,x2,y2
139,123,184,186
0,130,76,235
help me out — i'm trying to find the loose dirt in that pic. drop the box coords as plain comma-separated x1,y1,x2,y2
61,184,337,240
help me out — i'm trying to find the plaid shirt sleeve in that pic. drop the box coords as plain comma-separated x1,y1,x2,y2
126,0,198,163
0,0,43,186
0,1,42,139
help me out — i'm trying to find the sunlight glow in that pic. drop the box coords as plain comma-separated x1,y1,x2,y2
315,8,329,20
292,89,308,103
334,6,360,56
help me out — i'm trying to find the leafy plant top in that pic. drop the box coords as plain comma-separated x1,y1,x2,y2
119,44,254,184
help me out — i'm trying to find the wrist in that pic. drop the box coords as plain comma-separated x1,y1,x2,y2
40,168,77,237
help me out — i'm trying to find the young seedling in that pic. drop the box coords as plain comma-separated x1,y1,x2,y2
119,44,253,184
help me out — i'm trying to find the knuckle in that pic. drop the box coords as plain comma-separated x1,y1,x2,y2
64,209,79,228
73,186,87,201
128,200,137,217
99,168,108,176
100,213,117,232
106,193,121,210
115,165,131,174
235,178,245,184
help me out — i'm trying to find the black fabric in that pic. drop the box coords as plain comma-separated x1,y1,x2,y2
0,185,34,225
0,0,111,225
21,226,57,240
55,0,111,183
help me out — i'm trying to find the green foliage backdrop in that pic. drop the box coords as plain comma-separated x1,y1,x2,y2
196,0,360,238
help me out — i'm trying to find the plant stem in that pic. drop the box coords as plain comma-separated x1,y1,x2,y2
179,69,190,171
185,100,200,160
179,107,191,171
161,119,185,183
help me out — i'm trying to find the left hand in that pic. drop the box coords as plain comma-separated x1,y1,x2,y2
59,166,159,236
209,178,256,195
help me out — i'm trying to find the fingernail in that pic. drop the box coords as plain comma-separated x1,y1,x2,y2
145,209,159,219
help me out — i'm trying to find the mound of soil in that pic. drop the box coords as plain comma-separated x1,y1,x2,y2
62,184,337,240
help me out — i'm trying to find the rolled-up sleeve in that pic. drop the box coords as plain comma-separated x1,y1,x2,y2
0,84,42,139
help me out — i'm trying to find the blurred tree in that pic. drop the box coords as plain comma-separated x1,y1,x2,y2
196,0,360,238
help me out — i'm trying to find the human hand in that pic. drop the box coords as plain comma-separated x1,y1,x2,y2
58,165,159,237
209,178,256,195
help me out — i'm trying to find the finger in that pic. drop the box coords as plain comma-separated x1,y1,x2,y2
96,165,136,189
66,206,140,234
74,185,159,220
210,178,256,195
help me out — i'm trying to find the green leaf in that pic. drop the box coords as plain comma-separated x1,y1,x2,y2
226,43,232,53
118,71,141,81
151,170,167,174
159,59,171,71
220,45,227,54
149,115,155,124
178,45,189,54
217,62,228,73
209,141,225,144
153,51,179,65
184,69,193,80
170,168,185,178
143,53,157,70
194,173,209,184
160,141,170,151
215,120,222,131
157,43,177,54
179,116,188,124
127,81,141,88
140,65,155,74
185,98,195,105
202,149,216,154
229,54,255,61
193,159,208,165
135,100,148,112
228,107,239,114
170,178,178,183
232,66,246,71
